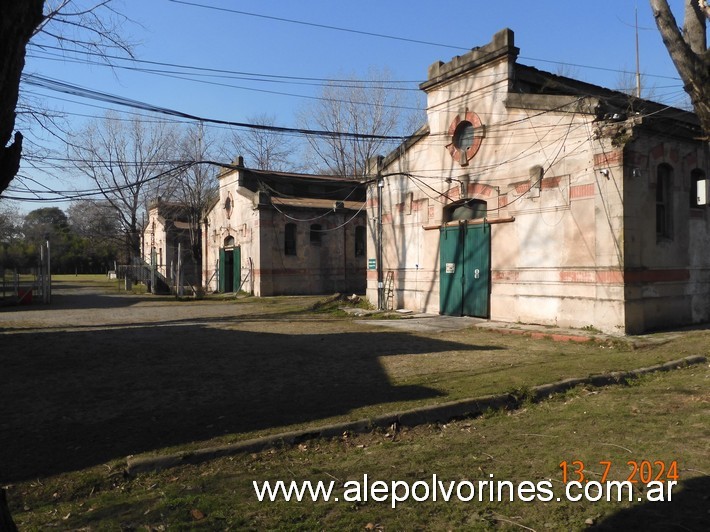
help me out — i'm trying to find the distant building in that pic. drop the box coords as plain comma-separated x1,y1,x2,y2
203,159,367,296
367,28,709,334
142,199,201,289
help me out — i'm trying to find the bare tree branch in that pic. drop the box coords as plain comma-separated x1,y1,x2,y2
298,68,422,177
650,0,710,138
69,113,182,260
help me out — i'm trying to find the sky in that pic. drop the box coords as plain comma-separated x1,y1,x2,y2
6,0,693,212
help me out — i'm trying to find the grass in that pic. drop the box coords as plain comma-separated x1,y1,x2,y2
2,276,709,529
7,365,708,530
52,273,116,286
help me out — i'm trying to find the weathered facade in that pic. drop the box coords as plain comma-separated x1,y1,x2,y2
142,200,201,288
367,28,709,335
204,161,367,296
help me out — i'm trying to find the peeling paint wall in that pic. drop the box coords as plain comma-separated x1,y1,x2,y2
367,28,710,334
205,168,367,296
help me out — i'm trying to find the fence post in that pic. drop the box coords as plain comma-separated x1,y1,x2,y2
46,240,51,304
177,243,183,297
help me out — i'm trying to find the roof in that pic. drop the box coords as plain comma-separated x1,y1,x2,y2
381,29,702,166
236,167,367,203
147,201,192,223
270,197,365,211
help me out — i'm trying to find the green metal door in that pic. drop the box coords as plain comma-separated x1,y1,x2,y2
219,246,242,293
462,223,490,317
219,247,241,292
439,222,490,317
439,225,464,316
218,247,226,292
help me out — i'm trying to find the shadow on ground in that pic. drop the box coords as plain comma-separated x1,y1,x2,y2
0,288,157,313
591,475,710,531
0,321,499,482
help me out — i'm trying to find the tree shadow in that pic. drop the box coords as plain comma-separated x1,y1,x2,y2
591,475,710,531
0,322,500,482
0,289,158,313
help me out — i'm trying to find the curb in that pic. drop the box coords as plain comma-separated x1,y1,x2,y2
126,355,707,476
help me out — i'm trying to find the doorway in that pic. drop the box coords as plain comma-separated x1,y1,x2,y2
219,239,241,293
439,221,490,317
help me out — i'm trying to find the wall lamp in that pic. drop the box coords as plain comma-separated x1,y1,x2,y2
445,176,468,196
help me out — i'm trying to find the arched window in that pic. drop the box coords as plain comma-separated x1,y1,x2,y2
690,168,706,209
656,164,673,241
443,198,487,223
224,235,235,248
284,223,297,255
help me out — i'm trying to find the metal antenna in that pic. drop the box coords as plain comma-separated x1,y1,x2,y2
635,3,641,98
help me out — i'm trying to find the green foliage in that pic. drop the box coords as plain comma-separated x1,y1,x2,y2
0,204,121,274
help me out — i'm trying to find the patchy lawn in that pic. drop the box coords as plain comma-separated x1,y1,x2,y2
7,366,709,530
1,276,709,529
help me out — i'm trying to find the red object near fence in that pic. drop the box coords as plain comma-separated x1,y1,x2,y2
17,289,32,305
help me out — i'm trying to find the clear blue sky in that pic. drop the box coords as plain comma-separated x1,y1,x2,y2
9,0,690,211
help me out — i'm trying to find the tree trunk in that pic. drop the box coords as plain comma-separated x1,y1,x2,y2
0,4,43,523
0,1,45,195
0,488,18,532
650,0,710,139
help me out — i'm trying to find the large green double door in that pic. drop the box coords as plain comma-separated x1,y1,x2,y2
439,222,490,318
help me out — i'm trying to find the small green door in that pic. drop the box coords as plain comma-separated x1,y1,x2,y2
218,246,241,292
439,222,490,317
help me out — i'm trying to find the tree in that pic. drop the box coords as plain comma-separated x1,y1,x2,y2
0,2,44,197
1,1,133,197
230,114,296,172
70,113,181,261
650,0,710,138
21,207,73,273
0,201,21,244
67,200,123,270
0,201,25,271
172,122,220,283
297,68,420,177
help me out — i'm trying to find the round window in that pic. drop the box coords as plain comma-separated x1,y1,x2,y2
224,194,233,218
453,120,476,150
447,111,484,166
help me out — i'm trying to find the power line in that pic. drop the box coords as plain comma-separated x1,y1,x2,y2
167,0,471,52
27,44,423,86
22,73,412,142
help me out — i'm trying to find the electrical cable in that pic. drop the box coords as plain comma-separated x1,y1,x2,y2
22,73,413,142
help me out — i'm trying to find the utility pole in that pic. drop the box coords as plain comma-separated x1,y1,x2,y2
46,238,51,304
376,156,384,310
635,3,642,98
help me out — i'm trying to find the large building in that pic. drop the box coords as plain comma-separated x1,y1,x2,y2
366,29,709,335
204,159,367,296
